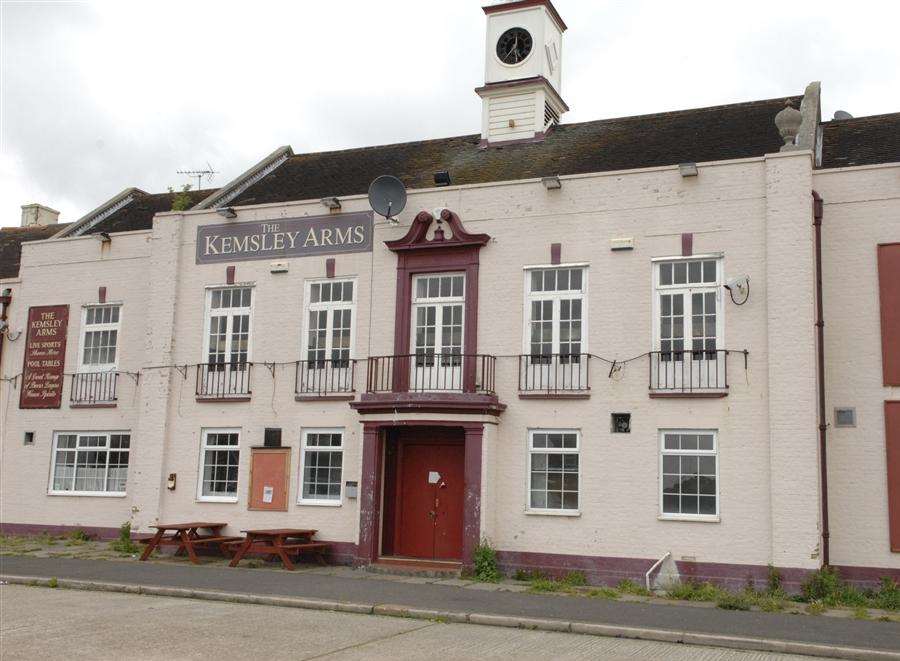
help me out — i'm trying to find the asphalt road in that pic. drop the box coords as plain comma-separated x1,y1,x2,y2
1,556,897,653
0,585,830,660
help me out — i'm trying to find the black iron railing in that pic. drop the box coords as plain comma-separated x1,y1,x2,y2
196,362,252,398
366,353,496,394
295,358,356,396
70,371,118,404
518,353,590,393
649,350,728,392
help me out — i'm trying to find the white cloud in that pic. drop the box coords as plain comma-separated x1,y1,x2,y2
1,0,898,227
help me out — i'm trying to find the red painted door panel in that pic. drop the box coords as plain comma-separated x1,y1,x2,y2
395,442,465,560
886,401,900,552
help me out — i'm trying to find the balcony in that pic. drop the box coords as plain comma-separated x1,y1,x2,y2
352,353,504,415
295,358,356,400
518,353,591,398
70,371,118,407
195,362,252,401
648,350,729,397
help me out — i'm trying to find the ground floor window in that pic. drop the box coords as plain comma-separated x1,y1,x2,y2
50,431,130,495
660,429,718,518
198,429,240,502
299,429,343,504
528,429,579,513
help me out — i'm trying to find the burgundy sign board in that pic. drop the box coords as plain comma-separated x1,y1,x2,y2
19,305,69,409
196,211,373,264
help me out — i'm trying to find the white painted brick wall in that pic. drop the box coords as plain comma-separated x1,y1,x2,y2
3,152,893,572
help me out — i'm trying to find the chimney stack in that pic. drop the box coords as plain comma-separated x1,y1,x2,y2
20,203,60,228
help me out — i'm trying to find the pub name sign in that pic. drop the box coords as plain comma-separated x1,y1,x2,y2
20,305,69,409
196,211,373,264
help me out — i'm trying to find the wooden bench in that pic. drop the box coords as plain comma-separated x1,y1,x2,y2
139,523,238,563
227,529,327,570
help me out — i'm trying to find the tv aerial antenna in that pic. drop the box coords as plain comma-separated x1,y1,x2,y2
177,162,218,191
367,175,407,224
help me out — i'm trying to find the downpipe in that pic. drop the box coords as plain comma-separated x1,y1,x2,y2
812,190,829,567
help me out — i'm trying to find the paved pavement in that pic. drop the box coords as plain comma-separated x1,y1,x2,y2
0,584,827,660
1,556,898,656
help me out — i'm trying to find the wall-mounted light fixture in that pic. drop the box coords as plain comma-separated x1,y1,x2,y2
678,162,699,177
541,175,562,190
433,171,452,186
95,231,111,243
216,207,237,219
320,197,341,210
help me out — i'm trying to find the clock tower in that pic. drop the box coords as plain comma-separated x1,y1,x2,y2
476,0,568,147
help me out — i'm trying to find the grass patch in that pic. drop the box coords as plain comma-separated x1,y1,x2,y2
853,606,871,620
717,592,751,611
666,580,728,602
587,587,619,600
529,577,562,593
47,577,58,588
616,579,651,596
806,599,826,615
871,578,900,611
561,571,587,587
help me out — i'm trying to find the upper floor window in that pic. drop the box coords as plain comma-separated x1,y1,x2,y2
205,287,252,367
304,280,355,368
524,266,587,360
411,274,465,384
653,258,721,357
80,305,121,371
50,431,130,496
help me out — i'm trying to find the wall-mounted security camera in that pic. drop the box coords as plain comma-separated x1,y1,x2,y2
724,275,750,305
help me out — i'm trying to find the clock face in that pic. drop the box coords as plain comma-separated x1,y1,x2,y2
496,27,533,65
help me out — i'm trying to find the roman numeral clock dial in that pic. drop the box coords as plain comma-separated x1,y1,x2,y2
496,27,533,64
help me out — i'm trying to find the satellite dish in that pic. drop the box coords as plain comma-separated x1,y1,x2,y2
368,175,406,220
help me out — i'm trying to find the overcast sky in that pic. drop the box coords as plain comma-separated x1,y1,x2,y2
1,0,898,228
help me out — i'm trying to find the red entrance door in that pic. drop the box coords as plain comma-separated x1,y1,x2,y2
394,440,465,560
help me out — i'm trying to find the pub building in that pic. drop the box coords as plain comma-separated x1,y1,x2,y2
1,1,899,589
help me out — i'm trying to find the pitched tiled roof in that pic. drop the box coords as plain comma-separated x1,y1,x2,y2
0,223,71,279
820,113,900,169
230,95,801,207
85,188,216,235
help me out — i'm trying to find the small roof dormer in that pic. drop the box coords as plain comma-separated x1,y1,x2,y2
475,0,568,147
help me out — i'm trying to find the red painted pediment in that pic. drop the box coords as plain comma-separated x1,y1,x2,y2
385,209,490,252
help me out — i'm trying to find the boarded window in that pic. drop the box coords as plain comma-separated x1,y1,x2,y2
878,244,900,386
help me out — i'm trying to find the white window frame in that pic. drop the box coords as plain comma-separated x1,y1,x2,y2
201,285,255,366
197,427,241,503
301,278,357,365
525,428,581,516
298,428,344,506
48,430,130,497
658,429,719,522
651,255,724,354
77,304,123,372
409,272,466,390
521,264,589,357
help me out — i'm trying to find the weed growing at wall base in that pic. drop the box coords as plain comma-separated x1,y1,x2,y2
109,522,140,555
473,539,501,583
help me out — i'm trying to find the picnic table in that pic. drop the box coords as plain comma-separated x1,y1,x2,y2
227,528,329,571
138,522,242,564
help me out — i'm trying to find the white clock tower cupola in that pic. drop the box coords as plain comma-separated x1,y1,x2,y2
476,0,568,147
